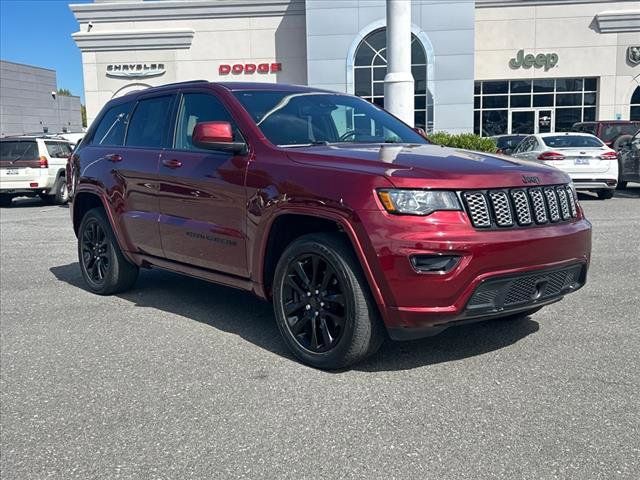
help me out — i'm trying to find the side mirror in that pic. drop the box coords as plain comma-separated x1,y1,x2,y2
192,121,246,154
413,127,427,138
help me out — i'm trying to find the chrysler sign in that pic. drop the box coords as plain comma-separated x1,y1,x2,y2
219,63,282,75
106,63,166,78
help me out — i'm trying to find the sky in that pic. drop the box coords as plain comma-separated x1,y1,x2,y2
0,0,92,102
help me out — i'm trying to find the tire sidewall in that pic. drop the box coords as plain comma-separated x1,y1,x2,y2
273,239,360,368
54,176,68,204
77,209,119,294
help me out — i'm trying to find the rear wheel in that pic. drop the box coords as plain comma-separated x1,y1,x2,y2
78,208,138,295
272,233,384,370
617,160,628,190
52,176,69,204
597,189,614,200
0,194,12,207
41,176,68,205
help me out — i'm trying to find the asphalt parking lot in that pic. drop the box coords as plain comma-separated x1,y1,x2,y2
1,187,639,480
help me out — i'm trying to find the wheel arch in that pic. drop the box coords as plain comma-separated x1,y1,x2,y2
72,188,136,264
256,208,387,320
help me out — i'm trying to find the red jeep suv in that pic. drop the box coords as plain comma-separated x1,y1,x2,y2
68,81,592,369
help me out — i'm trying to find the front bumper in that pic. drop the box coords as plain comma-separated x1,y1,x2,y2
355,209,592,339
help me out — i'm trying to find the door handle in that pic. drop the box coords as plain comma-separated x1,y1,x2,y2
106,153,122,163
162,158,183,169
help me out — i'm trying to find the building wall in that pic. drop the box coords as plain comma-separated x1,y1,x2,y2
72,0,308,125
0,60,83,136
475,1,640,121
305,0,475,133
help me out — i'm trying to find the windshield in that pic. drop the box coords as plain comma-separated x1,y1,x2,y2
542,135,604,148
0,141,38,161
233,91,428,147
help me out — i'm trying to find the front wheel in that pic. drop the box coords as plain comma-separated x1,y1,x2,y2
272,233,384,369
78,208,138,295
597,189,614,200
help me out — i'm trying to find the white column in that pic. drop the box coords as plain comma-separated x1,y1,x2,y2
384,0,414,126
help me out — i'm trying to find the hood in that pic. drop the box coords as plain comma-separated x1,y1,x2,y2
286,143,570,189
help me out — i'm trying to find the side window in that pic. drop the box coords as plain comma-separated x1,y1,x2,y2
92,102,133,146
530,138,539,151
45,142,72,158
515,137,530,153
174,93,238,151
126,96,174,148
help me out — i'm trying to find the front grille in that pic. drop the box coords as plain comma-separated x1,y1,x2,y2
462,184,577,229
466,264,585,315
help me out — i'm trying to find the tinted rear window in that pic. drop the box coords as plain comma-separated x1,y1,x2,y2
600,123,640,142
1,141,38,161
125,95,174,148
542,135,603,148
92,102,133,146
495,136,525,149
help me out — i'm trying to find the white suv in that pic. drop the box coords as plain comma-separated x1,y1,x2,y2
511,132,618,200
0,136,72,207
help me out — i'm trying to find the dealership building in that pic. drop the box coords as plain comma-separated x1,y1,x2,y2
71,0,640,136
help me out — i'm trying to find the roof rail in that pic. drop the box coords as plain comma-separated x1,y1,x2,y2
152,79,210,88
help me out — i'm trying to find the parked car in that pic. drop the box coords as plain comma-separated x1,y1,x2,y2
572,121,640,150
491,134,527,155
616,129,640,189
511,132,618,199
0,136,72,207
68,81,591,369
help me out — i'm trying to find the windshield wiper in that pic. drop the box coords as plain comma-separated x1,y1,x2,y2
279,141,330,148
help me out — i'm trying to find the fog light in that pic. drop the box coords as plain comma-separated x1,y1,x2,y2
410,254,460,273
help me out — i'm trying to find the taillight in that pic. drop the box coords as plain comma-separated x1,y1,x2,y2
39,156,48,168
598,151,618,160
538,151,565,161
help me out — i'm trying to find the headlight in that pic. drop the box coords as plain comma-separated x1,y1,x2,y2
377,189,461,216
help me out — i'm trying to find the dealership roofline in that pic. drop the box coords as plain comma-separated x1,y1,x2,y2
69,0,305,23
476,0,638,6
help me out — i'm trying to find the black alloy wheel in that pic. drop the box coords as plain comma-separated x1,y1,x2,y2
80,218,111,287
282,253,348,353
77,208,138,295
273,233,384,370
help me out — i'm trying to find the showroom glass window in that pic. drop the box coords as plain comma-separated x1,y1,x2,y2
353,28,431,131
473,77,598,136
631,87,640,121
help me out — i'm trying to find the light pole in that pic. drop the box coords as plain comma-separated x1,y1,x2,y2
384,0,414,126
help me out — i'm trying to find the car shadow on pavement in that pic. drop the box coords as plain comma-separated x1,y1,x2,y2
2,197,69,209
50,263,540,372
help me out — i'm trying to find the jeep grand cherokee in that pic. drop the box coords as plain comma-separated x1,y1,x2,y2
67,81,592,369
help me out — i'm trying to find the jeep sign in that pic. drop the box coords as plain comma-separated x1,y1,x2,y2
509,50,558,71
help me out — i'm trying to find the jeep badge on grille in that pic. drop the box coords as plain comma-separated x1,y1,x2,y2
522,175,541,185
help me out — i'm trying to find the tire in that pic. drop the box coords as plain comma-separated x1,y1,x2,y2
52,176,69,205
77,207,138,295
597,189,614,200
41,176,68,205
616,158,628,190
272,232,384,369
0,194,12,207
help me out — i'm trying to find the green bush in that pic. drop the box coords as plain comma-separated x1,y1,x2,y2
427,132,497,153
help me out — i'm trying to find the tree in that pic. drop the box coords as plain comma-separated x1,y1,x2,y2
57,88,72,96
81,104,87,128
